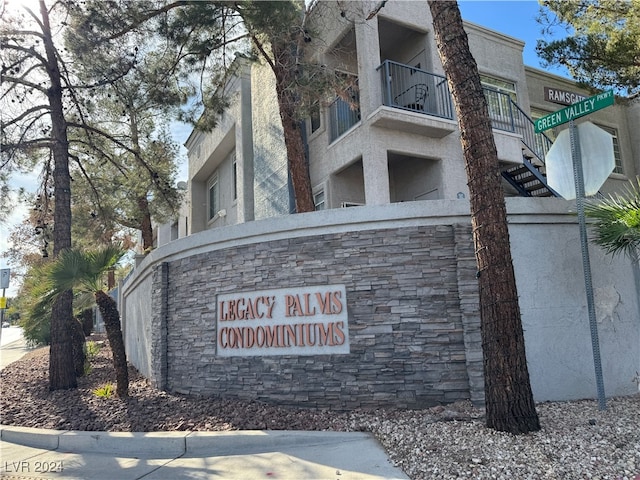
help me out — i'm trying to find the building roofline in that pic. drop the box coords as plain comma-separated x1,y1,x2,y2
462,19,525,49
524,64,575,84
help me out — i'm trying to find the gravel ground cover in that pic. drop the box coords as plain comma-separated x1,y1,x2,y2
1,335,638,479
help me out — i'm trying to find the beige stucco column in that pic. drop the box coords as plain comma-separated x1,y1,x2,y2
354,16,390,205
362,134,390,205
354,18,382,120
236,67,255,223
189,179,206,234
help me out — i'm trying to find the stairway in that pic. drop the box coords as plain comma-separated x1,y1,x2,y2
489,95,560,198
502,154,560,197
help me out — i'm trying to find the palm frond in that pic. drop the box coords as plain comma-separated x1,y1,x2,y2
86,244,126,273
49,249,92,293
585,178,640,260
44,244,128,297
73,291,97,313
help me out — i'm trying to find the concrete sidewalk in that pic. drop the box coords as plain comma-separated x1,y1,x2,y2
0,337,38,371
0,426,409,479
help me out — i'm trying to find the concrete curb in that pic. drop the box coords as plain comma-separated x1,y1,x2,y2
1,426,375,459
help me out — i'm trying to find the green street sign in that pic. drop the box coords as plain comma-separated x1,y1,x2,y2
534,90,614,133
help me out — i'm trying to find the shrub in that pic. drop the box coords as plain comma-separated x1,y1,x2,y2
93,383,115,399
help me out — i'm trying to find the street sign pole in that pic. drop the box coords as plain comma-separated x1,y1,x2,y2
0,287,5,344
0,268,9,344
569,120,607,410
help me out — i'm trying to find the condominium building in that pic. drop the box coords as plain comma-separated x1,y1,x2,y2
135,1,638,407
180,0,637,238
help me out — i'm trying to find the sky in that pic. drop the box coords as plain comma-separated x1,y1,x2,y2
0,0,568,297
459,0,569,77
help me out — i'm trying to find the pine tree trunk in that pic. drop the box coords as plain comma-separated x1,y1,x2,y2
95,290,129,397
428,0,540,434
130,111,155,250
41,0,76,391
271,41,315,213
137,196,154,251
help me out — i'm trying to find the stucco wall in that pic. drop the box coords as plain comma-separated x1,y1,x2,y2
251,61,290,219
122,199,640,409
121,272,154,379
508,198,640,400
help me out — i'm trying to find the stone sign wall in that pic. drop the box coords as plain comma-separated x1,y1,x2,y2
138,222,482,409
121,200,640,409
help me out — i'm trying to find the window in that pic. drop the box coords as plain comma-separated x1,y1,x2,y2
208,173,219,221
480,74,517,101
314,190,325,210
232,154,238,200
310,103,321,133
598,125,624,175
480,74,517,128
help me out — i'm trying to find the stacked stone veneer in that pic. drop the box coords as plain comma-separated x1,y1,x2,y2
130,214,484,410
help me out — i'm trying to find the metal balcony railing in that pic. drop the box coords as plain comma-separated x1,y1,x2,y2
329,89,361,142
329,60,553,166
377,60,454,119
507,98,554,164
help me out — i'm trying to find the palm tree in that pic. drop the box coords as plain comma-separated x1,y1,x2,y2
585,178,640,260
42,245,129,397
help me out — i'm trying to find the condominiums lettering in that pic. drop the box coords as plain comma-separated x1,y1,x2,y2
216,285,350,357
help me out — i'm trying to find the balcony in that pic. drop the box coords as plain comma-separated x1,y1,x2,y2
370,60,457,138
327,60,552,163
379,60,454,119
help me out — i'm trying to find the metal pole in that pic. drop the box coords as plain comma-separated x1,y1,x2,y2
569,120,607,410
0,287,5,344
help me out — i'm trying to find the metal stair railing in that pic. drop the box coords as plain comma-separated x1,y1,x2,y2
483,88,554,165
483,90,560,197
501,156,560,197
507,99,554,165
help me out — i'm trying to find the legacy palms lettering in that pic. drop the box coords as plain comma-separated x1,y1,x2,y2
218,290,346,350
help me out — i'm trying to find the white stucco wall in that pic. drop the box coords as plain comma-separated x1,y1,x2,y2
507,197,640,400
121,272,154,378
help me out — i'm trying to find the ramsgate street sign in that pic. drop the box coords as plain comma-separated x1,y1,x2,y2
534,90,614,133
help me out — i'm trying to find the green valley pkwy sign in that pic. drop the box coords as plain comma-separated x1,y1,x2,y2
534,90,614,133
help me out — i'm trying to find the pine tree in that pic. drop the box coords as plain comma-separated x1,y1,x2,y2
428,0,540,434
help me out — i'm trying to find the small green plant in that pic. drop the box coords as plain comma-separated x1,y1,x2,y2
83,361,93,376
85,341,101,359
93,383,115,399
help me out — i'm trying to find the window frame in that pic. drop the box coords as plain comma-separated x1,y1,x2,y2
207,171,220,222
597,124,624,176
480,74,517,123
480,74,517,102
313,189,326,211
